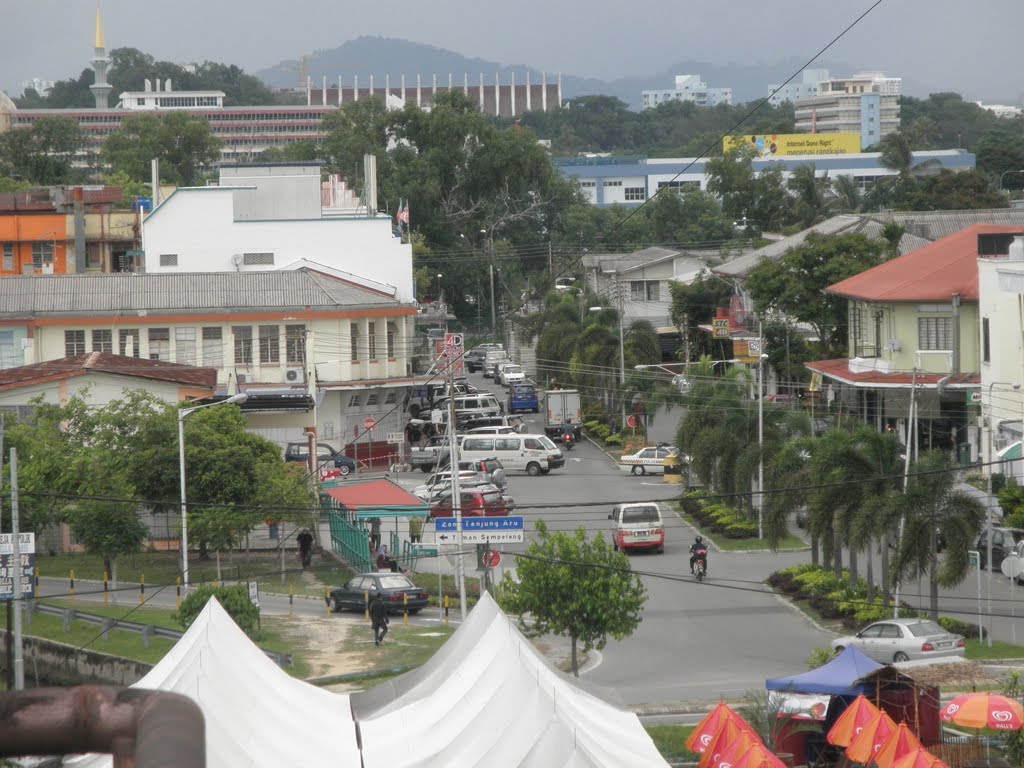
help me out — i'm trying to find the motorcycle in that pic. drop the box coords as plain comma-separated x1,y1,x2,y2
562,430,575,450
692,548,708,581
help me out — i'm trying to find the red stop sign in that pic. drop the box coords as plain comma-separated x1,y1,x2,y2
363,418,376,431
626,415,639,429
483,550,501,569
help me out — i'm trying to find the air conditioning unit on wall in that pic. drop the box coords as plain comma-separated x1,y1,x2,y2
285,368,304,383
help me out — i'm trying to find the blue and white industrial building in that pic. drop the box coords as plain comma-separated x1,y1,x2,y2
553,149,976,207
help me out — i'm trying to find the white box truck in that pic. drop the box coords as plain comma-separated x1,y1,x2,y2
544,389,582,439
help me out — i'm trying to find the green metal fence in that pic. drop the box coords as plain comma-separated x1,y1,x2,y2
325,502,373,573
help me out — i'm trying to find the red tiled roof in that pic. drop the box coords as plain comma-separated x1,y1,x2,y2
806,358,979,389
324,478,426,509
0,352,218,391
827,225,1024,302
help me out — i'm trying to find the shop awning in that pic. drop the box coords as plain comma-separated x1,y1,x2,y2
323,478,427,518
998,441,1023,461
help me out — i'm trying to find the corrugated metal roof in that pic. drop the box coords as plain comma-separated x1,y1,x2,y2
0,268,404,317
827,224,1024,302
714,209,1024,279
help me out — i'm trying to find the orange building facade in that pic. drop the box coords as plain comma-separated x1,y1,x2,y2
0,187,142,275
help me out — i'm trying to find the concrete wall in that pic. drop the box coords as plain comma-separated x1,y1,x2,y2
0,373,201,408
142,188,415,301
0,630,153,686
221,164,323,221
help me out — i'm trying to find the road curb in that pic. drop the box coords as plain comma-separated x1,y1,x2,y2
582,432,624,470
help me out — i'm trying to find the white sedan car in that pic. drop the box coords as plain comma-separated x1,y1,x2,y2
831,618,965,664
619,445,677,476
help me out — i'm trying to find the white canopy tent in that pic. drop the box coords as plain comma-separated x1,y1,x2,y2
66,594,665,767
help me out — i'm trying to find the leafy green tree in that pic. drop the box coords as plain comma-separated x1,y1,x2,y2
705,145,758,225
103,112,222,185
100,171,151,208
829,175,863,214
175,584,260,638
670,272,736,363
258,141,319,164
743,233,886,358
499,521,647,676
319,96,392,185
890,451,985,619
0,116,86,185
975,128,1024,187
902,170,1009,210
787,164,831,229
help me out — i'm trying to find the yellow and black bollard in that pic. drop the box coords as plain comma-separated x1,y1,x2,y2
70,569,75,601
103,571,109,606
663,453,682,484
139,574,145,605
176,577,182,610
403,592,409,625
364,590,370,622
443,594,449,626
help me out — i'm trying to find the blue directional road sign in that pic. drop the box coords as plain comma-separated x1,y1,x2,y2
435,516,524,543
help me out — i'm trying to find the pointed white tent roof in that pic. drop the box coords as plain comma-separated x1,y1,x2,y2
67,598,359,767
66,594,665,767
352,593,668,767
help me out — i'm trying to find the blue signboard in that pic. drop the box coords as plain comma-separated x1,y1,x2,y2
435,517,524,532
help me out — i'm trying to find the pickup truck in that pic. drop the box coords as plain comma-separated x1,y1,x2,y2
284,442,357,475
409,435,451,472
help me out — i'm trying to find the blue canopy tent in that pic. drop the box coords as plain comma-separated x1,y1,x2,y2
766,645,883,696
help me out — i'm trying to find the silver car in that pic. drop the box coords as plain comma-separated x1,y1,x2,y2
831,618,965,663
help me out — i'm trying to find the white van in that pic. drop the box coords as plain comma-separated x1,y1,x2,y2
459,433,564,476
432,393,502,424
483,350,510,378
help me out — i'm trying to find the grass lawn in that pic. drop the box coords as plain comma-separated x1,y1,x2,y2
35,551,341,599
645,724,697,762
406,571,482,608
675,507,806,551
966,638,1024,661
307,623,455,688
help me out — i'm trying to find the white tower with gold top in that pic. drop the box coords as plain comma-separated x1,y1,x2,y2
89,7,113,109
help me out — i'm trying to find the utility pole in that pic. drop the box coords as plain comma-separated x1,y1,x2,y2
893,367,918,618
11,447,23,690
617,277,626,428
682,313,690,374
488,234,496,334
756,320,764,540
447,346,467,621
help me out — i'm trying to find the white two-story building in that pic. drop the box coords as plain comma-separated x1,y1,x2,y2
0,269,423,467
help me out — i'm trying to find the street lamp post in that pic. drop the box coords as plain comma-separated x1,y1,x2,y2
178,393,249,588
757,352,768,540
436,273,443,303
985,380,1021,645
999,170,1024,191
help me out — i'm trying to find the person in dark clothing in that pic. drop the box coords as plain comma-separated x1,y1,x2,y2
296,529,314,569
369,594,389,645
369,517,382,553
689,535,708,574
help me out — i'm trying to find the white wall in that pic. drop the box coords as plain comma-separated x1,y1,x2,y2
0,373,190,408
142,188,415,301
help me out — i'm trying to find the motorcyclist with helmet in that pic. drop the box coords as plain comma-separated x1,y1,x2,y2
689,535,708,575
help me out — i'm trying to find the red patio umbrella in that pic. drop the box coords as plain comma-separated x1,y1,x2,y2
710,731,759,768
697,720,753,768
873,723,923,768
940,693,1024,731
827,694,882,747
730,742,789,768
845,710,897,764
687,702,753,754
891,747,948,768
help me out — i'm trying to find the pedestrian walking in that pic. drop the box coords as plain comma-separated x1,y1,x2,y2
369,593,389,646
369,516,382,552
409,515,424,544
296,529,314,570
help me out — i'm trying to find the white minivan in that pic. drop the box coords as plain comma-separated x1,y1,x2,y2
459,433,564,476
432,393,502,424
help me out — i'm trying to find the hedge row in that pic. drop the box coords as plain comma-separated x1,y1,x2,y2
681,492,758,539
767,564,985,638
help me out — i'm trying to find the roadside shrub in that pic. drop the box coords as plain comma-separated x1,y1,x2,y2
583,403,606,421
794,570,845,597
591,424,611,441
937,615,985,640
604,434,623,446
174,584,260,638
583,420,602,433
679,491,707,517
724,521,758,538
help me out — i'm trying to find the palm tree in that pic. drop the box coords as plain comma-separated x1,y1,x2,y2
890,451,985,618
764,435,816,556
879,133,913,180
787,163,831,228
830,175,863,214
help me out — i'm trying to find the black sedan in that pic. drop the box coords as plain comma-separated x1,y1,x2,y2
326,573,429,614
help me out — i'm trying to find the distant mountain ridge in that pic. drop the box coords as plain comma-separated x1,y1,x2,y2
256,36,867,110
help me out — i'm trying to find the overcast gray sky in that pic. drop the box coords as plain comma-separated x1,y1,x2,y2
2,0,1021,103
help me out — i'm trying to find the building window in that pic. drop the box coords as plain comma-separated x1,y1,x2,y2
0,331,17,369
2,244,14,271
233,326,253,364
368,322,377,360
242,252,274,266
92,329,112,353
982,317,991,364
579,181,596,188
624,187,645,201
159,254,178,267
285,325,305,364
348,394,361,407
386,322,396,359
630,280,660,302
65,330,86,356
385,391,397,405
259,325,280,364
202,327,223,367
602,180,623,187
148,328,170,360
176,327,196,364
31,243,53,269
86,244,102,269
365,392,379,406
350,323,359,362
119,329,140,357
918,317,952,351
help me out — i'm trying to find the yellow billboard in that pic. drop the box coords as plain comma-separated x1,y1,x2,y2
724,133,861,158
